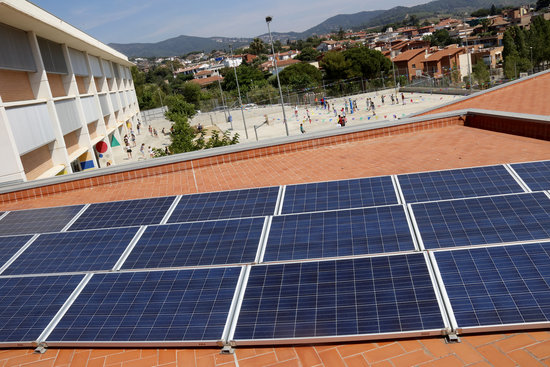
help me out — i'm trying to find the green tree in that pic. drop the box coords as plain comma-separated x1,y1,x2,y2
343,47,392,80
472,61,490,87
319,51,350,81
249,38,267,55
471,8,490,17
424,29,460,47
296,47,320,62
536,0,550,10
179,82,203,107
490,4,498,15
220,64,267,93
277,63,322,90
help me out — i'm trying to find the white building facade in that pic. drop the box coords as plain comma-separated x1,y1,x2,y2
0,0,140,184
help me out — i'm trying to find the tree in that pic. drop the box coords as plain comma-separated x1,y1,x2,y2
424,29,460,47
220,64,266,93
490,4,498,15
179,82,203,107
472,61,490,87
277,63,322,90
296,47,320,62
319,51,350,81
249,38,267,55
471,8,490,17
536,0,550,10
343,47,392,80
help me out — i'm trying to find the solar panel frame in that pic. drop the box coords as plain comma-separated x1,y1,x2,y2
167,187,281,223
1,227,141,276
0,204,85,236
397,165,526,204
262,205,417,263
510,160,550,192
120,217,266,270
67,196,177,231
0,234,34,271
45,267,244,346
0,274,84,346
228,254,450,345
410,192,550,250
281,175,399,215
431,242,550,334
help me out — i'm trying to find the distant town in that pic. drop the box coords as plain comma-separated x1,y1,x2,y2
132,3,550,96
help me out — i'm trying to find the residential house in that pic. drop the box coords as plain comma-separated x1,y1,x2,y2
422,45,465,78
392,47,429,80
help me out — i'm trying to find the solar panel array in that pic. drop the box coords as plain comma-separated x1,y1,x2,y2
0,159,549,347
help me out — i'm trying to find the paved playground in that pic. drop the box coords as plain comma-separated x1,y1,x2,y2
113,89,461,163
191,89,461,142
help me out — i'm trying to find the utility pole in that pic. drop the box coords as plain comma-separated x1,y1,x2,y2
229,44,248,139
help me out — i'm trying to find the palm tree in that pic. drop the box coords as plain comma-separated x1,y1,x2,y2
249,38,266,55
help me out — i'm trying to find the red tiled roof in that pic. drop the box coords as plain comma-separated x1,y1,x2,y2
421,71,550,117
393,47,428,62
423,46,464,62
189,75,223,86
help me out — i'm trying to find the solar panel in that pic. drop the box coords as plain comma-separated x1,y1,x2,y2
511,160,550,191
0,275,83,344
232,254,446,342
1,227,140,276
281,176,398,215
47,267,241,343
121,218,265,270
0,235,33,269
68,196,176,231
434,242,550,330
412,192,550,249
263,206,415,262
167,187,279,223
0,205,84,236
398,165,525,204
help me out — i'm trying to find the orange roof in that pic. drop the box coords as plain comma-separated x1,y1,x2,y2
420,71,550,117
189,75,223,86
424,46,464,62
2,72,550,367
194,69,212,76
393,47,427,62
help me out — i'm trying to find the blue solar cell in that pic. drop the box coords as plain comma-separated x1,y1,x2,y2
0,275,83,343
47,268,241,343
167,187,279,223
233,254,445,341
121,218,264,270
281,176,398,215
0,205,84,236
435,242,550,328
263,206,415,262
511,160,550,191
398,165,524,203
0,235,33,269
68,197,176,231
412,192,550,249
2,227,140,276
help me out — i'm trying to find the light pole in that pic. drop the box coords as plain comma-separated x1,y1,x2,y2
229,44,248,139
530,46,533,74
217,77,230,129
266,15,289,136
390,43,397,94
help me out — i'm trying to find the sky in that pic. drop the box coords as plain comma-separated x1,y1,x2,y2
31,0,428,44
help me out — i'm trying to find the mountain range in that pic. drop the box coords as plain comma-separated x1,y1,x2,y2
109,0,525,57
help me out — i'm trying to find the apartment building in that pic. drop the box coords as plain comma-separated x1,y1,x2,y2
0,0,140,184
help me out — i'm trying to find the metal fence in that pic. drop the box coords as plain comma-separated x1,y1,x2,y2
140,106,167,124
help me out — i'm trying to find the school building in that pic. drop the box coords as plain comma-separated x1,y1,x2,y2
0,0,140,185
